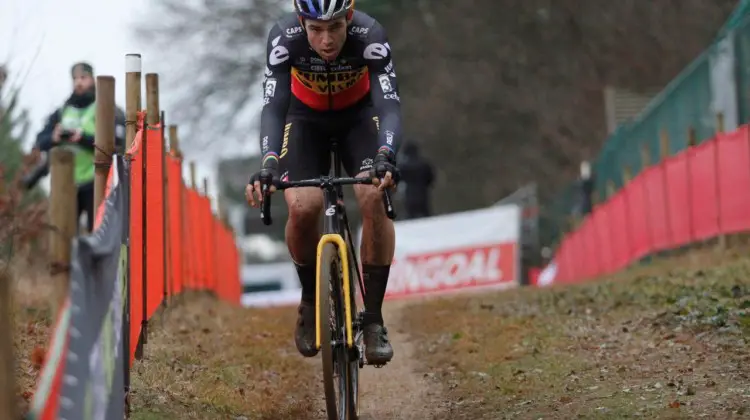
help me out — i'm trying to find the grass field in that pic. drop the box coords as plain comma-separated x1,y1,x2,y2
401,247,750,419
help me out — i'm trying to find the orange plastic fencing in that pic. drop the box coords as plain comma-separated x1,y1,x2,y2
26,111,243,419
144,122,166,317
167,154,184,296
549,124,750,285
128,119,145,362
127,111,242,364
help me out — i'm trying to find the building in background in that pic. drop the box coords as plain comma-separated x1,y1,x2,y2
603,85,663,135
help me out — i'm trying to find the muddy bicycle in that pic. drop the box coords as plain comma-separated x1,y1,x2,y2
258,142,396,420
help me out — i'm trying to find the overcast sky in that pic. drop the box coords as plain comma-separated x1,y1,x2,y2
1,0,263,206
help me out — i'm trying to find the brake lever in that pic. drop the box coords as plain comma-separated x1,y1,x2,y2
260,182,273,226
381,178,396,220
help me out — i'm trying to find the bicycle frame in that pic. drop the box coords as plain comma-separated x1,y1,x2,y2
258,140,396,350
317,141,358,350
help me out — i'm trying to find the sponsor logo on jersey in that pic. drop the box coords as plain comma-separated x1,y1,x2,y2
291,67,368,95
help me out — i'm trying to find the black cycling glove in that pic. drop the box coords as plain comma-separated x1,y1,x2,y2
248,157,280,190
370,149,401,183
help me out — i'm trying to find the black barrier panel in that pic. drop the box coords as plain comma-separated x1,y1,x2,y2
57,155,126,420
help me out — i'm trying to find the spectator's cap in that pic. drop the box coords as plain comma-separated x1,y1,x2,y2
71,62,94,78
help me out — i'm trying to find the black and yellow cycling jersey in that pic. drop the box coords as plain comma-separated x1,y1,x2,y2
259,10,402,164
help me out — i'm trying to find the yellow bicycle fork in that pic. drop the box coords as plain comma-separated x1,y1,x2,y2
315,234,354,350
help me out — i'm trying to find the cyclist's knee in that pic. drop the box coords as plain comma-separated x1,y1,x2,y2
285,187,323,225
354,183,386,221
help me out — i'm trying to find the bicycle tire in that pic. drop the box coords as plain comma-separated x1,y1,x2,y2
348,277,361,420
319,243,357,420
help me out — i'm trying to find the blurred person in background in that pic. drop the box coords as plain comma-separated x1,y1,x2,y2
398,142,434,219
574,160,595,217
32,62,126,233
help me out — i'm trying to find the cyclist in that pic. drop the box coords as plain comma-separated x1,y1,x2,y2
245,0,402,365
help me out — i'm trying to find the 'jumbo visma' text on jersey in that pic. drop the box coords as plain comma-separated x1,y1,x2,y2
259,11,402,160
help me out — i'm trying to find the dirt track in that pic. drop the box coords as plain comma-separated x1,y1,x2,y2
24,244,750,420
356,300,446,419
302,299,447,419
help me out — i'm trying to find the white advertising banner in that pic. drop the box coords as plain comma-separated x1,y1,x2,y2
359,204,522,298
710,31,739,132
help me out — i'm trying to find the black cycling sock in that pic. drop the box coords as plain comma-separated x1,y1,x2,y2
362,264,391,325
294,263,316,304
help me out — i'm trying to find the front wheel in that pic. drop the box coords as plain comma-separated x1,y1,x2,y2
319,243,358,420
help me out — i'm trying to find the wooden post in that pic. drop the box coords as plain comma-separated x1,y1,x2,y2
202,177,218,296
189,161,197,189
167,125,182,304
640,144,651,168
49,149,76,317
0,269,15,419
125,54,142,152
660,129,670,160
217,196,231,229
168,125,181,158
122,54,141,415
186,161,196,295
161,111,169,308
687,126,697,147
606,180,616,199
715,113,727,250
716,112,725,134
94,75,116,213
622,165,632,184
216,196,223,222
145,74,160,126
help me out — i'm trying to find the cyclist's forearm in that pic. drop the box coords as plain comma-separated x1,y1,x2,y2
375,109,403,156
369,70,403,154
258,74,291,166
365,23,403,157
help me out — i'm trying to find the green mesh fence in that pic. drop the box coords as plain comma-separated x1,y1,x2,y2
540,0,750,248
591,54,714,199
736,14,750,122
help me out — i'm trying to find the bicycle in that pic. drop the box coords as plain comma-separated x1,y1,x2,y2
258,141,396,420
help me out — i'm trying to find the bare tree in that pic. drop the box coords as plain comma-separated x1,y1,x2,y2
134,0,287,152
380,0,738,214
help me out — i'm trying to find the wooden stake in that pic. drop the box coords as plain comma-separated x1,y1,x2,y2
168,125,181,158
0,269,15,419
49,149,76,317
189,161,197,190
125,54,142,152
145,74,160,126
94,75,116,213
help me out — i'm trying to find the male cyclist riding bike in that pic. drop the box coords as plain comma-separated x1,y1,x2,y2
245,0,402,365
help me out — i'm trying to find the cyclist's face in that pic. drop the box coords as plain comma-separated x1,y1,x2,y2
72,71,94,95
305,17,347,62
